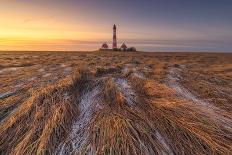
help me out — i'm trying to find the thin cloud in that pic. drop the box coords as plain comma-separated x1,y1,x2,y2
23,15,55,24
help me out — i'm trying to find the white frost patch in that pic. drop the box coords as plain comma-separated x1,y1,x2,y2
0,67,23,74
15,83,24,88
132,72,146,79
57,86,101,154
0,107,17,123
167,67,232,130
43,73,51,77
28,77,37,81
122,66,129,74
122,64,136,75
0,91,15,99
19,55,29,59
114,78,136,106
122,65,146,79
64,67,72,73
155,131,174,155
168,69,207,106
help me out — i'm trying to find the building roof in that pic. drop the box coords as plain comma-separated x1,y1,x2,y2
120,43,127,49
101,43,109,49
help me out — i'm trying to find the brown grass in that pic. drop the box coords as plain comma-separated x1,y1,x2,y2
0,51,232,154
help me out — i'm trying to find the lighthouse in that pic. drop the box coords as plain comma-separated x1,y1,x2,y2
99,25,136,52
113,24,117,50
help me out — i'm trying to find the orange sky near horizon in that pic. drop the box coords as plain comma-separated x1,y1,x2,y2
0,1,111,50
1,1,232,52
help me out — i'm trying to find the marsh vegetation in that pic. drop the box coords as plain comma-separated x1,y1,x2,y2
0,51,232,154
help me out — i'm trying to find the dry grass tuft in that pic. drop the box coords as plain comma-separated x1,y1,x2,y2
96,66,122,77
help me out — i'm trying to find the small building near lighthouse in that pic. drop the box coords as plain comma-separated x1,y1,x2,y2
120,43,128,51
100,42,109,50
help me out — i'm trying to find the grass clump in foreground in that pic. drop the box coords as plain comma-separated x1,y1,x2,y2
0,78,77,154
0,69,96,155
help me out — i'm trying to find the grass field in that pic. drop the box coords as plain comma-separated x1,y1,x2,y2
0,51,232,155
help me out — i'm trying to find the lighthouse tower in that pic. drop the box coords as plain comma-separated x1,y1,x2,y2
113,24,117,50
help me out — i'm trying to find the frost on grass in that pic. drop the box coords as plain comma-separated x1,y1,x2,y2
168,69,206,105
167,66,232,130
155,131,174,155
0,67,23,74
0,106,17,123
28,77,37,81
0,91,16,99
114,78,136,106
57,86,101,154
132,72,146,79
64,67,72,75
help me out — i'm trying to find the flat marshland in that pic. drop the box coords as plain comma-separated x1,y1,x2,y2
0,51,232,154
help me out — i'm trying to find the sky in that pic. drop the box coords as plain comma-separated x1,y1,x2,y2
0,0,232,52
